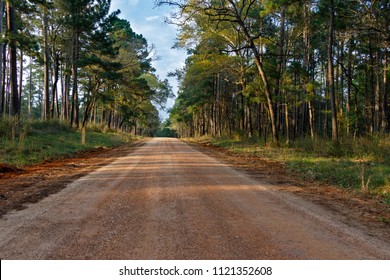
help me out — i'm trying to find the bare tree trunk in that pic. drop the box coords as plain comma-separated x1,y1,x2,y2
328,0,338,141
51,54,60,119
6,0,19,117
374,49,381,132
70,32,79,127
1,44,5,115
346,38,353,136
275,6,286,139
28,63,32,119
247,100,253,138
339,40,344,118
43,5,50,120
285,103,290,144
18,49,22,112
304,2,315,139
82,97,93,128
0,0,4,116
369,42,375,133
61,62,70,121
382,51,389,132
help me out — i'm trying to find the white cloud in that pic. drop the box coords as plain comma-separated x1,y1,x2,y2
127,0,139,7
110,0,139,11
146,15,160,22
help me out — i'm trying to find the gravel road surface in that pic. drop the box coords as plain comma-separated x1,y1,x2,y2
0,138,389,259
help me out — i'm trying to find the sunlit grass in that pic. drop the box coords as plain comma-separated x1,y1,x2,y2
0,119,131,167
207,136,390,199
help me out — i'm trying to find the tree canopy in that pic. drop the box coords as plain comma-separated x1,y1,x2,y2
158,0,389,143
0,0,172,136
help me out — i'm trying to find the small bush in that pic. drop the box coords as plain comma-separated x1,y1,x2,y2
384,195,390,206
0,116,19,139
28,119,71,135
87,123,107,133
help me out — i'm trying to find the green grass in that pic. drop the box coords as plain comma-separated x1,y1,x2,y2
206,135,390,199
0,119,132,167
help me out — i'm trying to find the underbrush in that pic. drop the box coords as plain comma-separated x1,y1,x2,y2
0,118,132,166
205,135,390,202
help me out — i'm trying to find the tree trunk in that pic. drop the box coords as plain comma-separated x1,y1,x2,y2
18,49,22,112
247,100,253,138
6,0,19,117
328,0,338,141
28,63,32,119
70,32,80,127
346,38,353,136
240,26,278,144
274,6,286,138
338,40,344,118
374,49,381,132
43,5,50,120
227,0,278,144
62,63,70,121
369,42,375,133
304,2,315,139
51,54,60,119
1,44,5,115
0,0,4,116
82,97,93,128
382,51,389,132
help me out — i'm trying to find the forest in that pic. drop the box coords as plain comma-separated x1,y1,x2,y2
159,0,389,146
0,0,172,136
0,0,389,186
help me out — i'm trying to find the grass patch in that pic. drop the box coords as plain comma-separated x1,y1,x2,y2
0,119,132,167
384,194,390,206
205,135,390,201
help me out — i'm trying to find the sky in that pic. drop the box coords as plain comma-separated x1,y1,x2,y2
109,0,188,120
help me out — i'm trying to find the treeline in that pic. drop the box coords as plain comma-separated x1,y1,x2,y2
0,0,172,136
159,0,389,144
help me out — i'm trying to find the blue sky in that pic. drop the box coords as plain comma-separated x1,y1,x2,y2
110,0,187,119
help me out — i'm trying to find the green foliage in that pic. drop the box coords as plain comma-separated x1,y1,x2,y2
384,194,390,206
156,119,177,138
206,136,390,198
290,136,390,163
3,0,166,136
0,120,130,167
160,0,389,143
0,116,18,139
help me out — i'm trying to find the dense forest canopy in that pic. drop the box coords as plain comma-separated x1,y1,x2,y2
157,0,389,144
0,0,173,136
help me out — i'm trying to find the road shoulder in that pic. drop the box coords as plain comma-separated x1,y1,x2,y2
185,139,390,246
0,140,146,218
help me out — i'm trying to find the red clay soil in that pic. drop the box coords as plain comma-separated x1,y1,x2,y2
188,141,390,243
0,141,145,218
0,138,389,254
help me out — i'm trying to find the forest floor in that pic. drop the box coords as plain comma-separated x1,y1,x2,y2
0,138,389,259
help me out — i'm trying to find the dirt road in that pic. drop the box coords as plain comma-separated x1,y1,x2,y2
0,138,389,259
